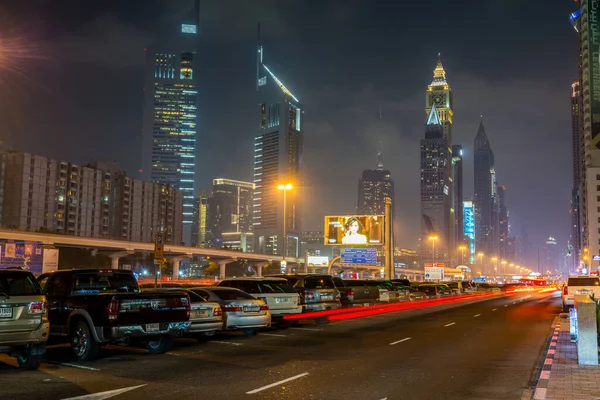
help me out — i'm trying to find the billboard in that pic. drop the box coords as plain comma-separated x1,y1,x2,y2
324,215,384,246
463,200,475,264
307,256,329,267
340,248,377,265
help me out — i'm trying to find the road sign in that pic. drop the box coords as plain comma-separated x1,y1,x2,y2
154,233,164,260
340,248,377,265
424,266,444,281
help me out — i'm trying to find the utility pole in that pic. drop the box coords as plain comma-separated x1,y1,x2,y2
384,197,394,280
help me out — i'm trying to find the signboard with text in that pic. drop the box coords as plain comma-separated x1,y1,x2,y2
340,248,377,265
424,266,444,281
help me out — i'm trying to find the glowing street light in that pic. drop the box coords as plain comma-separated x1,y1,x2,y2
478,252,484,274
277,183,293,263
429,235,438,265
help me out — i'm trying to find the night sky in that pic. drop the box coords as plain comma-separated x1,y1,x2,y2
0,1,577,256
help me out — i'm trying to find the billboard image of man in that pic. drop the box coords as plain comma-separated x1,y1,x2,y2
342,217,368,245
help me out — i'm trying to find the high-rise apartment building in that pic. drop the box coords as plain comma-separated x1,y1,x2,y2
209,178,254,252
141,3,199,244
191,192,209,247
357,152,394,216
497,185,508,260
571,81,583,272
253,29,303,258
1,152,182,244
473,119,497,256
420,105,453,264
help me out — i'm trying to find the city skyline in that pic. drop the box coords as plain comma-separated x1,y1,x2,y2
0,0,573,251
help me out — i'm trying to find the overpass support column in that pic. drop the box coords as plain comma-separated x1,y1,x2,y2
218,259,237,280
109,250,134,270
254,261,270,277
169,255,192,279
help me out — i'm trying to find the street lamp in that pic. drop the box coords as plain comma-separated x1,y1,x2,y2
478,252,484,274
458,245,466,265
429,235,438,265
277,183,293,262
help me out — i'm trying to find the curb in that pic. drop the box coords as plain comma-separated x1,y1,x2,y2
532,321,561,400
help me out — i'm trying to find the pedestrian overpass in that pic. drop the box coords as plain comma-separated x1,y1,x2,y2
0,229,300,278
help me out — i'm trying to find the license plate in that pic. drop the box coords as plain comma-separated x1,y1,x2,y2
321,296,332,301
243,306,259,312
0,307,12,318
275,297,288,303
192,310,208,318
146,323,160,332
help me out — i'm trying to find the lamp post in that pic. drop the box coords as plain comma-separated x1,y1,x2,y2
478,252,484,274
429,235,438,266
458,245,466,265
277,183,293,270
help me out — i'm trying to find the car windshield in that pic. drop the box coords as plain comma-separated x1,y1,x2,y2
567,277,600,286
228,280,296,294
0,272,43,296
73,271,139,293
211,289,256,301
303,275,335,289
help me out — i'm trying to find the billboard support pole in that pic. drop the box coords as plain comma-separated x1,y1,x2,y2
385,197,393,279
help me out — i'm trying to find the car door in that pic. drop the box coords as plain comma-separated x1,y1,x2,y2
44,272,73,336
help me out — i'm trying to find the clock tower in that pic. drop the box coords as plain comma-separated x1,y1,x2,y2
426,54,453,142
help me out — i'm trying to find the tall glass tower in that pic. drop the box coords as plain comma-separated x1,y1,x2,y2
141,3,199,244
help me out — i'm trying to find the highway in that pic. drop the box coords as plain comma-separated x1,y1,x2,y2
0,291,560,400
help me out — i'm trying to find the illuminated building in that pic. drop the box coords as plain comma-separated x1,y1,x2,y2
209,179,255,252
473,118,497,256
357,151,394,215
497,185,508,260
452,145,464,247
420,104,452,264
253,26,303,258
463,200,475,264
0,152,182,244
141,2,199,244
571,81,583,273
191,192,209,247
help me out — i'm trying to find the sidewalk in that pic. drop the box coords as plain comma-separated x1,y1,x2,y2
527,315,600,400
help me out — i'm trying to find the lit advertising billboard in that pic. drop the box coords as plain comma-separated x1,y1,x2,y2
588,2,600,148
324,215,385,246
340,248,377,265
463,200,475,264
307,256,329,267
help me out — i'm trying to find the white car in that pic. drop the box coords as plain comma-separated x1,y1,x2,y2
562,276,600,312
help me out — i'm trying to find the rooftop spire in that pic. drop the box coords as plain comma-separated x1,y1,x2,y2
427,104,442,126
430,53,448,87
474,117,491,151
376,141,384,169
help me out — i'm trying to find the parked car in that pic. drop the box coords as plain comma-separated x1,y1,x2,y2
268,274,341,312
562,276,600,312
0,268,49,370
189,287,270,336
368,280,408,302
217,278,300,326
333,278,380,306
444,282,463,295
37,269,191,361
395,285,427,301
415,284,453,298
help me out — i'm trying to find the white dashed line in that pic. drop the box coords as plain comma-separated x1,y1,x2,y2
444,322,456,327
260,333,287,337
46,362,101,371
211,340,243,346
473,314,481,318
512,302,516,305
504,305,508,307
389,337,412,346
290,327,322,331
246,372,309,394
492,308,497,311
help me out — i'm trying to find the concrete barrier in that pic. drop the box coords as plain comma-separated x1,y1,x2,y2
574,294,598,366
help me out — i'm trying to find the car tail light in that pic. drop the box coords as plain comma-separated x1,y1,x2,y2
182,297,191,319
259,305,269,311
223,305,242,312
563,286,568,295
303,290,315,300
346,288,355,299
106,298,120,320
27,301,46,315
214,306,223,316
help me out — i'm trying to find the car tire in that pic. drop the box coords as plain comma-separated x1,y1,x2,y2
16,348,42,370
71,320,101,361
243,329,258,336
146,336,173,354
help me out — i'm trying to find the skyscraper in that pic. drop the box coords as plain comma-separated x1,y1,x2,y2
420,105,452,265
473,118,497,256
191,191,209,247
452,145,464,248
497,185,508,260
209,178,255,252
425,55,453,142
141,2,199,244
357,151,394,216
571,81,583,272
253,27,303,258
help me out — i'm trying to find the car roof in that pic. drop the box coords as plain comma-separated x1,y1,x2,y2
220,277,288,281
189,286,244,291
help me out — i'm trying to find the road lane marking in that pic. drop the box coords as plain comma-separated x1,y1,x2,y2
389,337,411,346
444,322,456,327
290,327,322,331
492,308,497,311
246,372,309,394
512,302,516,304
60,384,146,400
473,314,481,317
260,333,287,337
212,340,243,346
45,362,101,371
504,305,508,307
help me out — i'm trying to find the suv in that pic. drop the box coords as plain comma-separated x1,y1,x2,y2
0,268,49,370
562,276,600,312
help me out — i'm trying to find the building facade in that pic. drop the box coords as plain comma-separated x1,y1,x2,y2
571,81,583,273
141,4,199,244
452,145,464,249
209,178,254,252
252,34,303,258
0,152,182,244
357,152,394,216
420,105,453,265
191,192,209,247
473,119,497,257
497,185,508,260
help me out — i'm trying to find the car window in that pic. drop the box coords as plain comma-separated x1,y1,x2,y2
37,274,50,291
187,290,206,302
332,277,345,287
73,271,139,293
303,275,335,289
0,272,43,296
211,289,256,301
190,289,211,301
46,273,72,296
567,277,600,286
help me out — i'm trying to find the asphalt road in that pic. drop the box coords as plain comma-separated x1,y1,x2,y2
0,291,560,400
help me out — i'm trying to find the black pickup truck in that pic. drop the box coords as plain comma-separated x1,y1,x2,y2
38,269,190,361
